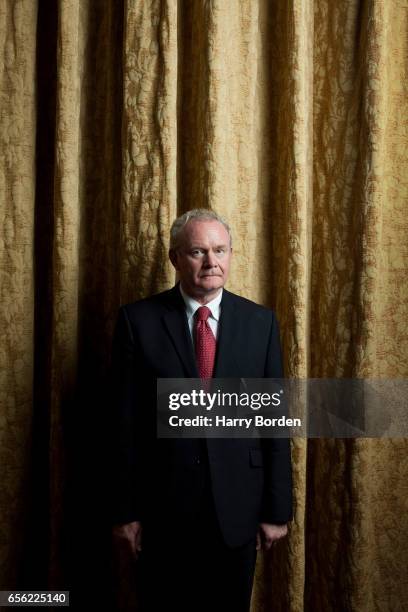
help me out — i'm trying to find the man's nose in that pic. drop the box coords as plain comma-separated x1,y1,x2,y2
204,251,218,267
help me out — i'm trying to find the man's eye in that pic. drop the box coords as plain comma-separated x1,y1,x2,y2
191,249,203,256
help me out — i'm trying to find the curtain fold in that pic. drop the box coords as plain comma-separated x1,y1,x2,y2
0,1,407,610
122,0,178,303
0,0,37,589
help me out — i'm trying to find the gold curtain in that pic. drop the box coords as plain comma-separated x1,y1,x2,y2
1,1,407,610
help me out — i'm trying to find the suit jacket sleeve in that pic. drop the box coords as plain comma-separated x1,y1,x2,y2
260,312,293,524
110,305,143,526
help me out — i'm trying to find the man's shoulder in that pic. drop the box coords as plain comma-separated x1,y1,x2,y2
119,286,178,317
221,289,273,316
119,286,277,322
222,289,277,321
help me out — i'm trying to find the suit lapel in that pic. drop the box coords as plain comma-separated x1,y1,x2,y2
214,289,240,377
162,285,199,377
162,285,241,378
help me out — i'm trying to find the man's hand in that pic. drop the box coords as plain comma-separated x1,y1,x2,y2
112,521,143,558
112,522,142,609
256,523,288,551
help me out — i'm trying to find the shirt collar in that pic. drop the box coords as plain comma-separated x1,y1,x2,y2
179,284,223,321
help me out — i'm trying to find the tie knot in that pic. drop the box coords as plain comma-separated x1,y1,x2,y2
196,306,211,322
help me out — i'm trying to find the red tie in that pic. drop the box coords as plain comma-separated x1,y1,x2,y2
194,306,216,379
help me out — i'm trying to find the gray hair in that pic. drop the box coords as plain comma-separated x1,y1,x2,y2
169,208,232,250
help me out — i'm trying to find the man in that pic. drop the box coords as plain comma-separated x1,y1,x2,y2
111,209,292,611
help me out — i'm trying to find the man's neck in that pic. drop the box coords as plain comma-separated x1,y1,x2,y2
179,283,222,306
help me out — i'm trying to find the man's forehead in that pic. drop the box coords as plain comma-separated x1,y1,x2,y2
182,219,230,242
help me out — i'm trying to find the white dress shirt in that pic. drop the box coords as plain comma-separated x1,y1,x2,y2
179,284,222,343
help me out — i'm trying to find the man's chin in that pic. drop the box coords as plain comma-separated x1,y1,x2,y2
196,279,224,293
200,276,222,283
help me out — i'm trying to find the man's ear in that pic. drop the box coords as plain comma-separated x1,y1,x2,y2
169,249,179,270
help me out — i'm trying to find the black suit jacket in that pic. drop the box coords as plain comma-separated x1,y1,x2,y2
110,285,293,547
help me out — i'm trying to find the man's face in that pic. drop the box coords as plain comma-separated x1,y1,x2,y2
170,220,232,303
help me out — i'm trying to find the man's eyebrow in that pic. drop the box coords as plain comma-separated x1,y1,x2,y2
188,244,229,250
